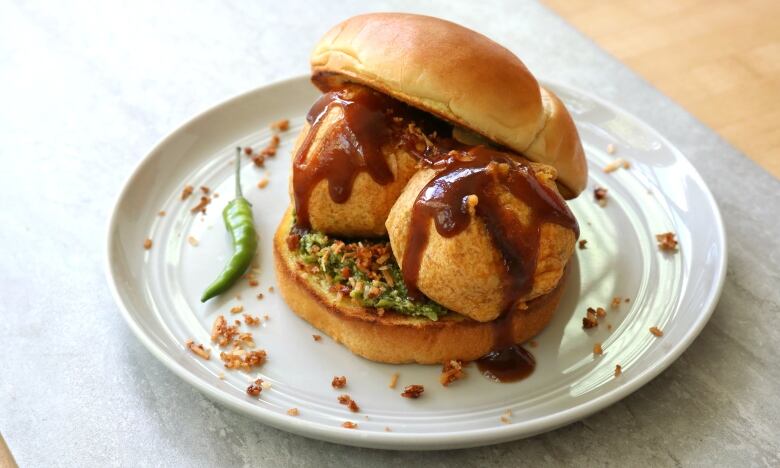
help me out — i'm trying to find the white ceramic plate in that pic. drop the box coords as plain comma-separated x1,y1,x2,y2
106,76,726,450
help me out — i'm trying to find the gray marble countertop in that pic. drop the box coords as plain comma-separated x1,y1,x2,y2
1,1,779,466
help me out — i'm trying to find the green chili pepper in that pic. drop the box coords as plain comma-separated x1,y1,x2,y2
200,147,258,302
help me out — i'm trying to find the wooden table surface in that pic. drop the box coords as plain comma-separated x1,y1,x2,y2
544,0,780,178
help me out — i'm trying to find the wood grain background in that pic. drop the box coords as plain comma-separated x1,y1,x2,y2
544,0,780,178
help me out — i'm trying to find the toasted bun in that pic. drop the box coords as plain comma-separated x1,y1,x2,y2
311,13,587,197
274,208,564,364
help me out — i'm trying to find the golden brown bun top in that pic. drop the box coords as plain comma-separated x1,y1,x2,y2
311,13,587,197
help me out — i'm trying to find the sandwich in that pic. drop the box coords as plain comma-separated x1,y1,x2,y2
273,13,586,366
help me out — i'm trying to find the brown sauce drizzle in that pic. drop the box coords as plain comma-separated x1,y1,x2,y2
292,86,425,229
401,147,579,309
476,345,536,383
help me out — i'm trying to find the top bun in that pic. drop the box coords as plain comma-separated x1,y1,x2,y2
311,13,587,197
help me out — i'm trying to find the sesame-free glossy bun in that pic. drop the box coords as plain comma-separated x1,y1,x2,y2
311,13,587,197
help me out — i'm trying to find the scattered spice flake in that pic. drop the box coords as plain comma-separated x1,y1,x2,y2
401,384,424,399
607,143,616,154
528,340,539,348
200,186,210,194
271,119,290,132
257,177,269,189
338,395,360,412
500,409,513,424
268,286,275,293
190,196,211,214
596,307,607,318
158,210,166,217
211,315,238,346
185,339,211,360
649,327,664,337
230,305,244,314
244,146,254,156
593,343,603,355
263,314,270,321
625,298,631,303
440,360,466,387
583,308,599,329
603,158,630,173
187,236,199,246
181,185,194,200
332,376,347,389
388,372,399,389
220,349,267,370
594,187,608,206
578,239,588,250
287,408,299,416
607,324,613,331
256,293,264,300
341,421,357,429
243,314,260,326
614,364,623,377
656,232,678,252
247,379,263,396
610,297,622,309
312,334,322,342
248,279,259,287
143,238,153,250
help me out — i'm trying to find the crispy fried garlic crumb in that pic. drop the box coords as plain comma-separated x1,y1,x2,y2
181,185,194,200
607,143,616,154
611,297,622,309
190,196,211,214
583,308,599,329
596,307,607,318
243,314,260,326
143,238,153,250
312,334,322,342
388,372,399,389
338,395,360,412
246,379,263,396
401,385,424,399
271,119,290,132
230,305,244,314
185,339,210,360
656,232,678,252
593,343,603,355
603,158,630,173
158,210,166,217
221,349,267,370
187,236,199,246
257,177,269,189
200,186,210,194
614,365,622,377
287,408,299,416
440,360,466,387
578,239,588,250
332,376,347,389
248,279,259,287
650,327,664,337
594,186,608,206
341,421,357,429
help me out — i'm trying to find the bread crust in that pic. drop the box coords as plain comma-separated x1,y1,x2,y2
273,208,565,364
311,13,587,197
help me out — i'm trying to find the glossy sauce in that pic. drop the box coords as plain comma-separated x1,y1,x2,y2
292,87,396,229
476,345,536,383
401,147,579,309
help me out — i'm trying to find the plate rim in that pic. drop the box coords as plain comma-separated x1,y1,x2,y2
104,74,727,450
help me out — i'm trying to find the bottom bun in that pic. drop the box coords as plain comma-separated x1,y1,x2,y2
273,208,566,364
